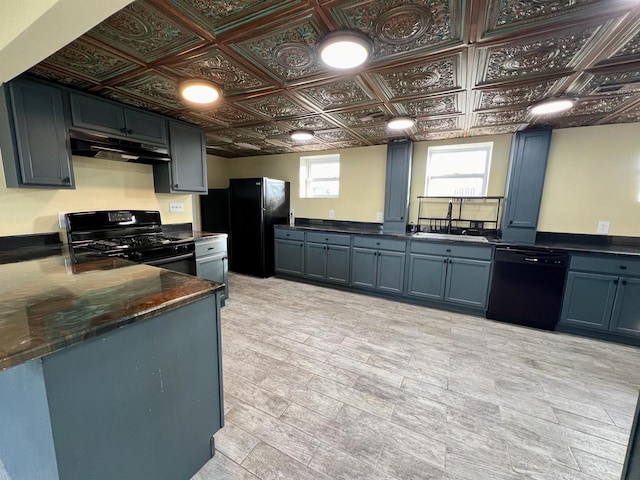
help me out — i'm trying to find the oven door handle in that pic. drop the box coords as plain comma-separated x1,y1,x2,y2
145,252,194,266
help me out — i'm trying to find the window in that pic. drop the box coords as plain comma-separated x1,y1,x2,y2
300,154,340,198
425,143,492,197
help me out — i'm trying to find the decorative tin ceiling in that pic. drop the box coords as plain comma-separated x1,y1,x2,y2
28,0,640,157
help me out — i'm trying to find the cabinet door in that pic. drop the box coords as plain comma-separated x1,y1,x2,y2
445,258,492,309
351,247,377,289
70,93,126,136
305,242,327,280
559,272,617,331
10,81,73,187
274,239,304,276
407,253,447,300
326,244,350,284
377,251,405,294
168,121,207,193
124,109,167,145
610,277,640,337
383,140,413,233
196,254,227,301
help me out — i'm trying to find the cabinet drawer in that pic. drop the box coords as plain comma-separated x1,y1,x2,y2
275,228,305,241
306,231,351,246
570,254,640,277
353,236,406,252
410,241,493,260
195,237,227,258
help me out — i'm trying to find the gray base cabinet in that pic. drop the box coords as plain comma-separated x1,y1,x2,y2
0,78,74,188
351,236,406,294
195,236,228,303
559,255,640,338
275,229,304,277
407,241,493,311
304,231,351,284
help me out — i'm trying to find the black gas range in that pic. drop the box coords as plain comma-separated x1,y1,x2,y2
65,210,196,274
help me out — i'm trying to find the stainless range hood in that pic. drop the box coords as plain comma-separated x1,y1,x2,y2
69,130,171,164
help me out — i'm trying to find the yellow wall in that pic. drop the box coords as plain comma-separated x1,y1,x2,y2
0,152,194,237
207,134,512,224
538,123,640,236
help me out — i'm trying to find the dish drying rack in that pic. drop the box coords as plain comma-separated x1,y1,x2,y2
416,196,504,237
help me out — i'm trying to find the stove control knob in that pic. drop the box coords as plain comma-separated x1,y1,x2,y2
129,251,143,262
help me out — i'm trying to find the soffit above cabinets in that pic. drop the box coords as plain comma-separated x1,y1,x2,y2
27,0,640,157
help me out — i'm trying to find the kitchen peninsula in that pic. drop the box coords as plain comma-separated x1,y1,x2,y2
0,249,224,480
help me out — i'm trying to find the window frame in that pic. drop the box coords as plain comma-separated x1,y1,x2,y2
299,154,340,199
424,143,493,197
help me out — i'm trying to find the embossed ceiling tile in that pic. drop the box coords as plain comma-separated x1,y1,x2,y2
168,0,300,35
414,130,463,141
331,106,388,127
574,68,640,96
371,54,461,99
415,116,461,132
607,110,640,124
41,38,139,82
314,129,357,143
205,128,256,144
473,109,530,127
115,72,185,109
483,0,600,37
610,32,640,61
288,115,339,131
239,93,312,119
476,80,557,111
533,114,604,129
327,140,370,149
28,66,94,89
165,48,272,95
561,95,634,117
195,105,261,125
240,122,293,138
468,125,524,137
174,113,218,128
87,0,204,62
296,77,376,111
478,26,599,85
328,0,463,61
292,144,335,153
394,93,461,117
233,16,325,83
350,124,396,138
102,89,167,112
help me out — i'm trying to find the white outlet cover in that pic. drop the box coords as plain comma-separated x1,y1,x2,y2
170,202,185,213
376,212,383,222
597,220,610,234
329,210,335,218
58,212,66,229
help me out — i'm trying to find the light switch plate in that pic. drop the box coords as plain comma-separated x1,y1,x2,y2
376,212,383,222
170,202,184,213
58,212,66,229
329,210,335,218
597,220,610,234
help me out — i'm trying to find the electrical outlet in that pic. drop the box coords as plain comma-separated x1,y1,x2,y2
58,212,66,229
376,212,383,222
169,202,184,213
329,210,335,218
289,208,295,216
597,220,610,235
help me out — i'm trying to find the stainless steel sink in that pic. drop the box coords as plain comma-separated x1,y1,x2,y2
411,232,489,243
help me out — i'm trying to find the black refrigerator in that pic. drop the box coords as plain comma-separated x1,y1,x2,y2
228,177,289,278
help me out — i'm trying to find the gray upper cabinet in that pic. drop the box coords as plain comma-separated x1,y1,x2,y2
154,121,207,194
383,140,413,234
501,129,552,243
0,78,74,188
70,92,168,146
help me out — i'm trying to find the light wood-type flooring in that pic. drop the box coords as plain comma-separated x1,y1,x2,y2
193,273,640,480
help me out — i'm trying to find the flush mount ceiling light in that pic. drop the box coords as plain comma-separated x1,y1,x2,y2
179,79,222,105
387,116,416,130
290,129,314,141
529,97,576,116
318,30,372,69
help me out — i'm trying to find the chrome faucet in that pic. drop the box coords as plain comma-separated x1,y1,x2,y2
446,200,453,234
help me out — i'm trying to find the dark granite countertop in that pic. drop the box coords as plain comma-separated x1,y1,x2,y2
164,227,228,242
0,249,222,372
276,224,640,256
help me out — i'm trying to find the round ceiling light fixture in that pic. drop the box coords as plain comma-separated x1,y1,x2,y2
179,79,222,105
318,30,372,69
529,97,576,116
290,129,314,141
387,116,416,130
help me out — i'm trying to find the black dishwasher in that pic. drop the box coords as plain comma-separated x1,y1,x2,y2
487,247,568,330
